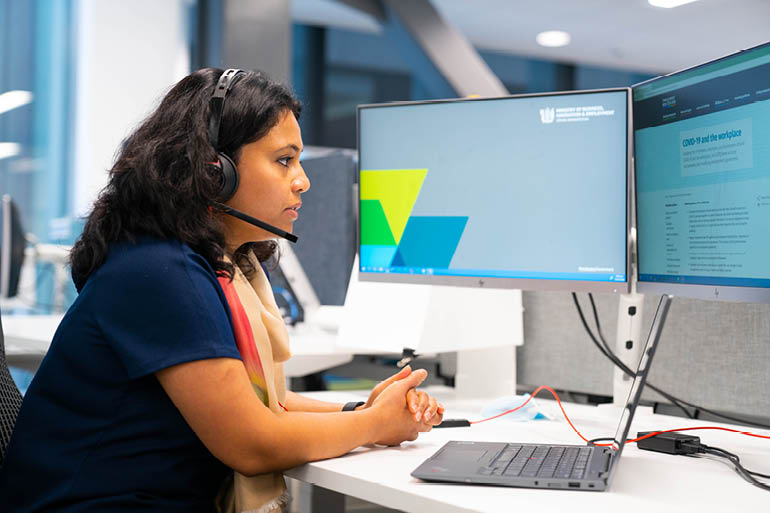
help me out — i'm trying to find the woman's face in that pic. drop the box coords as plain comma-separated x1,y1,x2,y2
221,109,310,250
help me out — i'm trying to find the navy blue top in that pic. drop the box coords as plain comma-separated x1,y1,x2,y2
0,238,241,512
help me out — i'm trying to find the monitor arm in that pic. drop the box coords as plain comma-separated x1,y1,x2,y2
614,227,645,406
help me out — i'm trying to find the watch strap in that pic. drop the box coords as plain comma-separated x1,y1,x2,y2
342,401,365,412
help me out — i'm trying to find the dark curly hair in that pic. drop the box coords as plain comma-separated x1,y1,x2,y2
70,68,302,290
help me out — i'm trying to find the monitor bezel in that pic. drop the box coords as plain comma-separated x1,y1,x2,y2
356,87,632,294
0,194,25,299
633,41,770,303
632,41,770,102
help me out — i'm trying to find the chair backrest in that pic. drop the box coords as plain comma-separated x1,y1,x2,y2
0,311,23,468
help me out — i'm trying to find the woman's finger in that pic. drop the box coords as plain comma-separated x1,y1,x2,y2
406,388,419,413
414,391,430,422
422,396,438,422
428,408,444,426
369,366,412,404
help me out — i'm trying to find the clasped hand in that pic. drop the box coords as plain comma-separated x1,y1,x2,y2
359,366,445,445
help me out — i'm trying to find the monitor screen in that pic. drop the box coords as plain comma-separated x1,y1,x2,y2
634,42,770,302
357,89,630,293
1,194,25,299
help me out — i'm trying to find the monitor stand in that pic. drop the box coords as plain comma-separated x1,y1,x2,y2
338,257,523,399
613,291,645,406
454,345,517,399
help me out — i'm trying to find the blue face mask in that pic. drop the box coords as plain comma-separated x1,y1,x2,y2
480,394,548,422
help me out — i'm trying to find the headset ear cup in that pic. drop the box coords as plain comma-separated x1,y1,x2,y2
217,152,239,201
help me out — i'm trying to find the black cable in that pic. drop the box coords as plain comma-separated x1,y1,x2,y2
584,293,695,418
587,293,614,356
701,445,770,491
587,437,615,446
636,432,770,492
704,445,770,480
574,293,770,430
571,293,694,419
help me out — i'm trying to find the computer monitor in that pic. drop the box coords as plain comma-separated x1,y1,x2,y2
357,88,631,293
633,42,770,302
0,194,25,299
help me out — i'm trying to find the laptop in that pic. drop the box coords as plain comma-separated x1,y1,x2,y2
411,294,672,491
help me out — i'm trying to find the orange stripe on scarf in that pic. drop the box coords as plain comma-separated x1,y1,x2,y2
218,276,270,406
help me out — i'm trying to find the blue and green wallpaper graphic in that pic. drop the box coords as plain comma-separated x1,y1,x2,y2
360,169,468,271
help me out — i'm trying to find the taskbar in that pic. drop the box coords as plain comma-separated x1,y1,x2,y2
640,273,770,288
361,266,626,283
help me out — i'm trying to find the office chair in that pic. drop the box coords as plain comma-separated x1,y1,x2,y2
0,311,23,468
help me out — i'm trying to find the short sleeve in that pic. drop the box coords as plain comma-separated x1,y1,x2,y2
91,239,241,379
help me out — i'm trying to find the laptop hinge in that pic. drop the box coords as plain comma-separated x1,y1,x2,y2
598,449,614,478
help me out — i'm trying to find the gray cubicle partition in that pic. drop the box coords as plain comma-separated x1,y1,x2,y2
290,151,357,306
517,291,770,420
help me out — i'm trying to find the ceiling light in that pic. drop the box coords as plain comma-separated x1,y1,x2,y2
0,90,34,115
536,30,571,48
0,143,22,160
648,0,700,8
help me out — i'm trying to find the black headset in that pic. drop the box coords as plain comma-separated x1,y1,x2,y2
207,68,298,243
208,68,244,202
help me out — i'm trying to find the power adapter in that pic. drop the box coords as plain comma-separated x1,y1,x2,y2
636,431,703,455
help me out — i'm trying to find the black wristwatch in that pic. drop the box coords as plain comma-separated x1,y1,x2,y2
342,401,365,412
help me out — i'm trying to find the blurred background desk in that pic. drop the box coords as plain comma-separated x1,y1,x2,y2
3,314,353,377
3,314,61,357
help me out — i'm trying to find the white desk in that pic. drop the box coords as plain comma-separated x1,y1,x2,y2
3,314,62,356
284,322,353,377
286,388,770,512
2,314,352,377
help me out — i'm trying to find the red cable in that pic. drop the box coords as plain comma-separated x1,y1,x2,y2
627,427,770,444
469,385,770,447
471,385,593,444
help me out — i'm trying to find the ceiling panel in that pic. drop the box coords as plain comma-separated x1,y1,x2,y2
292,0,770,74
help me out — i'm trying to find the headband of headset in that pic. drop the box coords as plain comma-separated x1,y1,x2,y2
205,69,300,243
208,68,246,150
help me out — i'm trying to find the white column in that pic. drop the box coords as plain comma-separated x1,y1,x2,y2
72,0,191,218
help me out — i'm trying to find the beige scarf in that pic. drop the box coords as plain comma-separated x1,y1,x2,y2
215,252,292,513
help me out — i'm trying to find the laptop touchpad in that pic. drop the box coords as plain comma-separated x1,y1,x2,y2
434,447,489,462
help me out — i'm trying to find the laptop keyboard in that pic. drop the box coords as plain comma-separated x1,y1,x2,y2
481,445,593,479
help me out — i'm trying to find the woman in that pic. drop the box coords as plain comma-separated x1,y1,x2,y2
0,68,443,512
